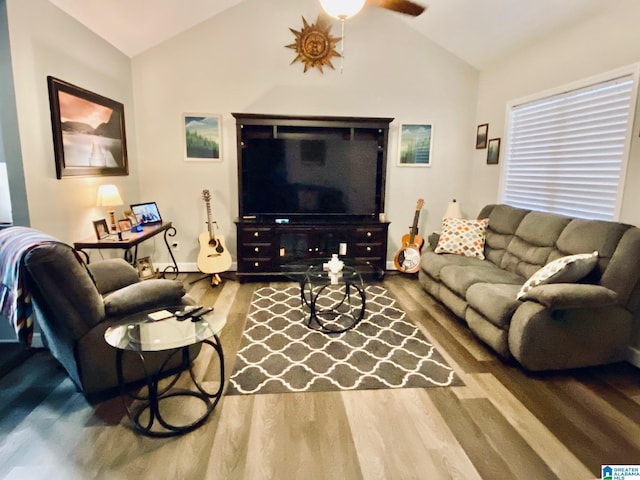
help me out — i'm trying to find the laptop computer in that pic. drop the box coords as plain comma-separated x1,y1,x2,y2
130,202,162,226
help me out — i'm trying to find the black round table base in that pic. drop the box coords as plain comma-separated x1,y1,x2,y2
116,336,224,437
304,282,366,334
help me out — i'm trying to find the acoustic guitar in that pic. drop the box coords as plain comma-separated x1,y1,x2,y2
393,199,425,273
197,189,232,284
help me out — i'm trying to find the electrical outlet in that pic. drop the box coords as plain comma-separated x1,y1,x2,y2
171,241,180,251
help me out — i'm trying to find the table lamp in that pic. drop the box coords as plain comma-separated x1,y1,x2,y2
444,199,463,219
96,184,123,232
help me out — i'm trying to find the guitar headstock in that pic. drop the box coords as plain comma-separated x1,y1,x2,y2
202,189,211,202
416,198,424,210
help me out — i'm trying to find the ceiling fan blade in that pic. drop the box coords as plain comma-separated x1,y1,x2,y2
368,0,427,17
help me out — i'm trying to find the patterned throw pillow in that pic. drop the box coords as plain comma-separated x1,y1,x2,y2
434,218,490,259
516,251,599,300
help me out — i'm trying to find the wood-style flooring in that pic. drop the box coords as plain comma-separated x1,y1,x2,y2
1,273,639,479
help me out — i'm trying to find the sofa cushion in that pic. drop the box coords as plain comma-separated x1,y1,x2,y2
104,279,186,316
500,211,573,278
440,264,523,297
466,283,522,329
435,218,489,259
421,250,487,280
88,258,140,294
516,251,598,300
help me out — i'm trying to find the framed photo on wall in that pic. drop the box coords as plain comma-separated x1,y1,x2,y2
476,123,488,149
183,114,222,162
487,138,501,164
398,123,433,167
47,76,128,179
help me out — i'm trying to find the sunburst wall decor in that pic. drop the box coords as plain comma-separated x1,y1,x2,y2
286,16,341,73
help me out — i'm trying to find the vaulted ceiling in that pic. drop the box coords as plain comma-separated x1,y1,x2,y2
48,0,610,69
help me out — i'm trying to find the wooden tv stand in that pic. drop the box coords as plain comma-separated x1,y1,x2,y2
233,113,393,282
235,219,389,282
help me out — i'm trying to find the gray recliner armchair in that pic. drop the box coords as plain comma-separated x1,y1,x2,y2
22,241,199,395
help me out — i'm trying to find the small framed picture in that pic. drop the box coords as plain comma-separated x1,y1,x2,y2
398,123,433,167
476,123,488,149
136,256,155,279
92,219,109,240
118,218,132,232
123,209,138,226
487,138,501,165
183,114,222,162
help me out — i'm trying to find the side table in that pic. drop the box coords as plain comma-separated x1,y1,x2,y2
74,221,179,278
104,307,226,437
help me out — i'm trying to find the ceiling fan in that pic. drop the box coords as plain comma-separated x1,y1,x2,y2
367,0,427,17
319,0,427,19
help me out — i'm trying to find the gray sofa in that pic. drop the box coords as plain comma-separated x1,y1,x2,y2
419,204,640,370
23,241,199,395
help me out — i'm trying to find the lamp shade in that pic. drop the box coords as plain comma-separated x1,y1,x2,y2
319,0,366,19
444,199,462,219
96,184,123,207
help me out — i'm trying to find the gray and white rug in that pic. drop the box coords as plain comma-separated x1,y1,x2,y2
227,284,463,395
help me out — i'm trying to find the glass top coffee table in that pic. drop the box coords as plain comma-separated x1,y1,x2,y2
282,259,381,333
104,305,226,437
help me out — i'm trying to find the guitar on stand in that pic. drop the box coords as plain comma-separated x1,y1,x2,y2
393,198,425,274
197,189,232,286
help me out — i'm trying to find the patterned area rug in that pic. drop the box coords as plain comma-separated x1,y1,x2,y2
227,284,463,395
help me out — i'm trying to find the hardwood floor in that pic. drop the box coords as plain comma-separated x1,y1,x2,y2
1,273,639,479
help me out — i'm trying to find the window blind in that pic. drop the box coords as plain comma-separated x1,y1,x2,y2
501,73,636,221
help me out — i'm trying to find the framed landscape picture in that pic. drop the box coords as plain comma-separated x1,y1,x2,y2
183,114,221,162
47,76,128,179
476,123,488,149
487,138,501,164
398,123,433,167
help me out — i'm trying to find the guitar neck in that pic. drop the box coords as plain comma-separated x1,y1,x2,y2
205,201,214,239
409,209,420,243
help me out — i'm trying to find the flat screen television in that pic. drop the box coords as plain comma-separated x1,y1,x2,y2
240,137,382,220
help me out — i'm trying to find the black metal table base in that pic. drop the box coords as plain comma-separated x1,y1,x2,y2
116,335,224,437
299,281,366,334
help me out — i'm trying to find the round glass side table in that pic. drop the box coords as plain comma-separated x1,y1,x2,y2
104,306,225,437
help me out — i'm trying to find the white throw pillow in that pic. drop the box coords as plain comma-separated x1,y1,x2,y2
434,218,489,259
516,251,599,300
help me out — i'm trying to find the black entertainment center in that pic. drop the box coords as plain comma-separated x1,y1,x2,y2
233,113,393,281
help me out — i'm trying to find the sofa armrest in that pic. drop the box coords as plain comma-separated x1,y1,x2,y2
88,258,140,294
519,283,618,310
103,279,186,316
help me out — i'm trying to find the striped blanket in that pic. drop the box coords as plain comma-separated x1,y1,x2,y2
0,227,59,345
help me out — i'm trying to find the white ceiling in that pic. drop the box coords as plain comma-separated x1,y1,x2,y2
47,0,610,69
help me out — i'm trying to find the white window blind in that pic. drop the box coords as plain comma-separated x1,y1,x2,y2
501,72,636,221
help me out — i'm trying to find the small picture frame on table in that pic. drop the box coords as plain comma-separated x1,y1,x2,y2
118,218,132,232
136,256,155,280
123,209,138,226
92,219,109,240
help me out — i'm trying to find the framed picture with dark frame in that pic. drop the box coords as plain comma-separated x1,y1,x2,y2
476,123,488,149
487,138,501,164
92,219,109,240
47,76,129,179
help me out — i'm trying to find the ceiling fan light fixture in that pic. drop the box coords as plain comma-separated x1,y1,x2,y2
319,0,366,19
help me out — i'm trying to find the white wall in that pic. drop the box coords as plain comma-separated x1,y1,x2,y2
6,0,140,244
131,0,479,267
470,1,640,223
